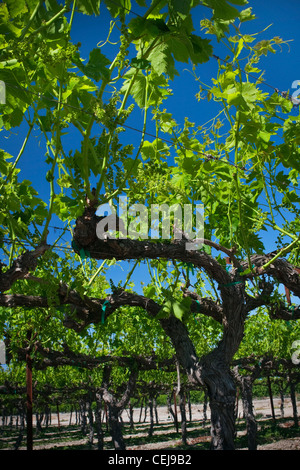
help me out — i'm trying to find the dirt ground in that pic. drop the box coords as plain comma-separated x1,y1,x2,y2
125,397,300,451
2,396,299,450
18,395,300,451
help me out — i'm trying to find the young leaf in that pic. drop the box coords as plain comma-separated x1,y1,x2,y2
72,48,110,82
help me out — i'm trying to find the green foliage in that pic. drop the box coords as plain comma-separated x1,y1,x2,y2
72,48,111,82
157,296,192,322
237,309,300,360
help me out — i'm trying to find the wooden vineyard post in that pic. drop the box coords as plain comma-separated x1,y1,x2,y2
57,403,61,430
26,331,33,451
173,390,179,433
105,402,109,431
267,375,276,422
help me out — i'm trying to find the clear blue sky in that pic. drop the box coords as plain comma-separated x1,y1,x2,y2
2,0,300,293
69,0,300,132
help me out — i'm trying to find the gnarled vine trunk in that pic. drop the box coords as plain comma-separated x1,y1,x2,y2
240,380,257,450
232,365,261,451
289,378,299,428
101,365,137,450
106,403,126,450
202,359,237,450
179,390,187,445
95,392,104,450
161,283,246,450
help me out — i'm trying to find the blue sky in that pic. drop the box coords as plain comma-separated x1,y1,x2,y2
69,0,300,129
2,0,300,294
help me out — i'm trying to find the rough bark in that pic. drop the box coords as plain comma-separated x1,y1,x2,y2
267,375,276,422
179,390,187,445
147,395,154,438
0,244,49,293
15,340,175,371
232,367,259,451
95,392,104,450
154,397,159,425
101,365,137,450
109,404,126,450
279,381,285,418
159,281,243,448
73,224,233,286
128,401,134,430
166,393,178,432
14,403,25,450
203,389,208,423
289,379,299,428
87,397,94,445
187,391,192,422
